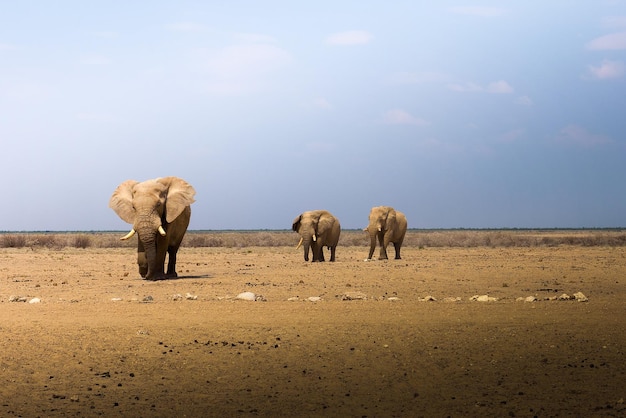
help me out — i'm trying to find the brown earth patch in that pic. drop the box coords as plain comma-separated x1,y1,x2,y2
1,245,625,417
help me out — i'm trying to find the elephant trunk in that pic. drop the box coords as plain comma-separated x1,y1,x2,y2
300,234,315,262
367,227,377,260
135,214,164,280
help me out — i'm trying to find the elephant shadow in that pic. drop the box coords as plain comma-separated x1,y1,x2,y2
144,273,213,281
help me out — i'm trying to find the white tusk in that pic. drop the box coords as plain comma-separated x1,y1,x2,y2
312,234,317,242
158,226,166,236
120,229,136,241
377,227,382,232
296,237,303,250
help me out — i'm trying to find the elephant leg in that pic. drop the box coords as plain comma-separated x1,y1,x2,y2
329,246,336,262
137,241,148,278
367,236,377,260
310,242,321,262
319,247,325,262
393,242,402,259
166,246,179,277
378,234,389,260
147,237,168,280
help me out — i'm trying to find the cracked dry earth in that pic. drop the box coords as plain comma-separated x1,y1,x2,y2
1,245,625,417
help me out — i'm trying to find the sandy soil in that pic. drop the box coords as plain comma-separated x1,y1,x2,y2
1,245,625,417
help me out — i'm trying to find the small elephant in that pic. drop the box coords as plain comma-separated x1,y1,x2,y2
109,177,196,280
365,206,408,260
292,210,341,262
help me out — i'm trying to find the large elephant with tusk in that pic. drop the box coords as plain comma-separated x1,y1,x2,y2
292,210,341,262
109,177,196,280
365,206,407,260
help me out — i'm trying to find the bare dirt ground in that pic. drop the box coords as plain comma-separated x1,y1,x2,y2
1,244,625,417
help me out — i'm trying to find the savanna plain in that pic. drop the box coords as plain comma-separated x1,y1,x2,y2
1,230,625,417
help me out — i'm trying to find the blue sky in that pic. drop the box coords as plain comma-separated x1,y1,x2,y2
1,1,625,230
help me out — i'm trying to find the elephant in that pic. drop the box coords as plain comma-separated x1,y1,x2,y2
292,210,341,262
365,206,408,260
109,177,196,280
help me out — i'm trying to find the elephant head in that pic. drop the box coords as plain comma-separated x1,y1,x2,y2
109,177,196,280
292,210,341,262
366,206,408,260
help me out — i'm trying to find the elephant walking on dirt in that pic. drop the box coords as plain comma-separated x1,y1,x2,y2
109,177,196,280
365,206,407,260
292,210,341,262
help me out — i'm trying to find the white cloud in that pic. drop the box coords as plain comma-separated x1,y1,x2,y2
205,43,291,78
486,80,514,93
234,33,277,43
555,125,613,147
586,31,626,50
587,59,625,79
312,98,333,109
305,142,336,153
388,71,449,84
93,31,119,39
76,112,115,122
447,82,483,92
382,109,428,126
80,54,111,65
602,16,626,29
166,22,208,33
326,30,372,46
498,129,524,143
448,7,507,17
197,41,292,95
516,95,533,106
3,82,50,103
447,80,514,94
0,43,18,51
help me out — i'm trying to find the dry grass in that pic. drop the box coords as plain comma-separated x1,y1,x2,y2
1,229,625,249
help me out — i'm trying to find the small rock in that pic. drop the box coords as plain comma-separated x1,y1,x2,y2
419,295,437,302
387,297,401,302
185,293,198,300
307,296,322,302
9,295,28,303
142,295,154,302
29,297,41,304
524,296,537,302
111,297,123,302
470,295,498,302
558,293,572,301
287,296,300,302
341,292,367,301
172,294,183,301
573,292,588,302
236,292,256,301
70,395,79,402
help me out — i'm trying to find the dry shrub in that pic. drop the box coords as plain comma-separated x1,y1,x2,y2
73,235,92,249
1,230,624,249
1,234,27,248
29,234,62,249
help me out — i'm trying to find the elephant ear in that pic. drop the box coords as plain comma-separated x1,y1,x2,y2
292,214,303,232
385,208,397,231
109,180,139,225
317,212,334,234
158,177,196,223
